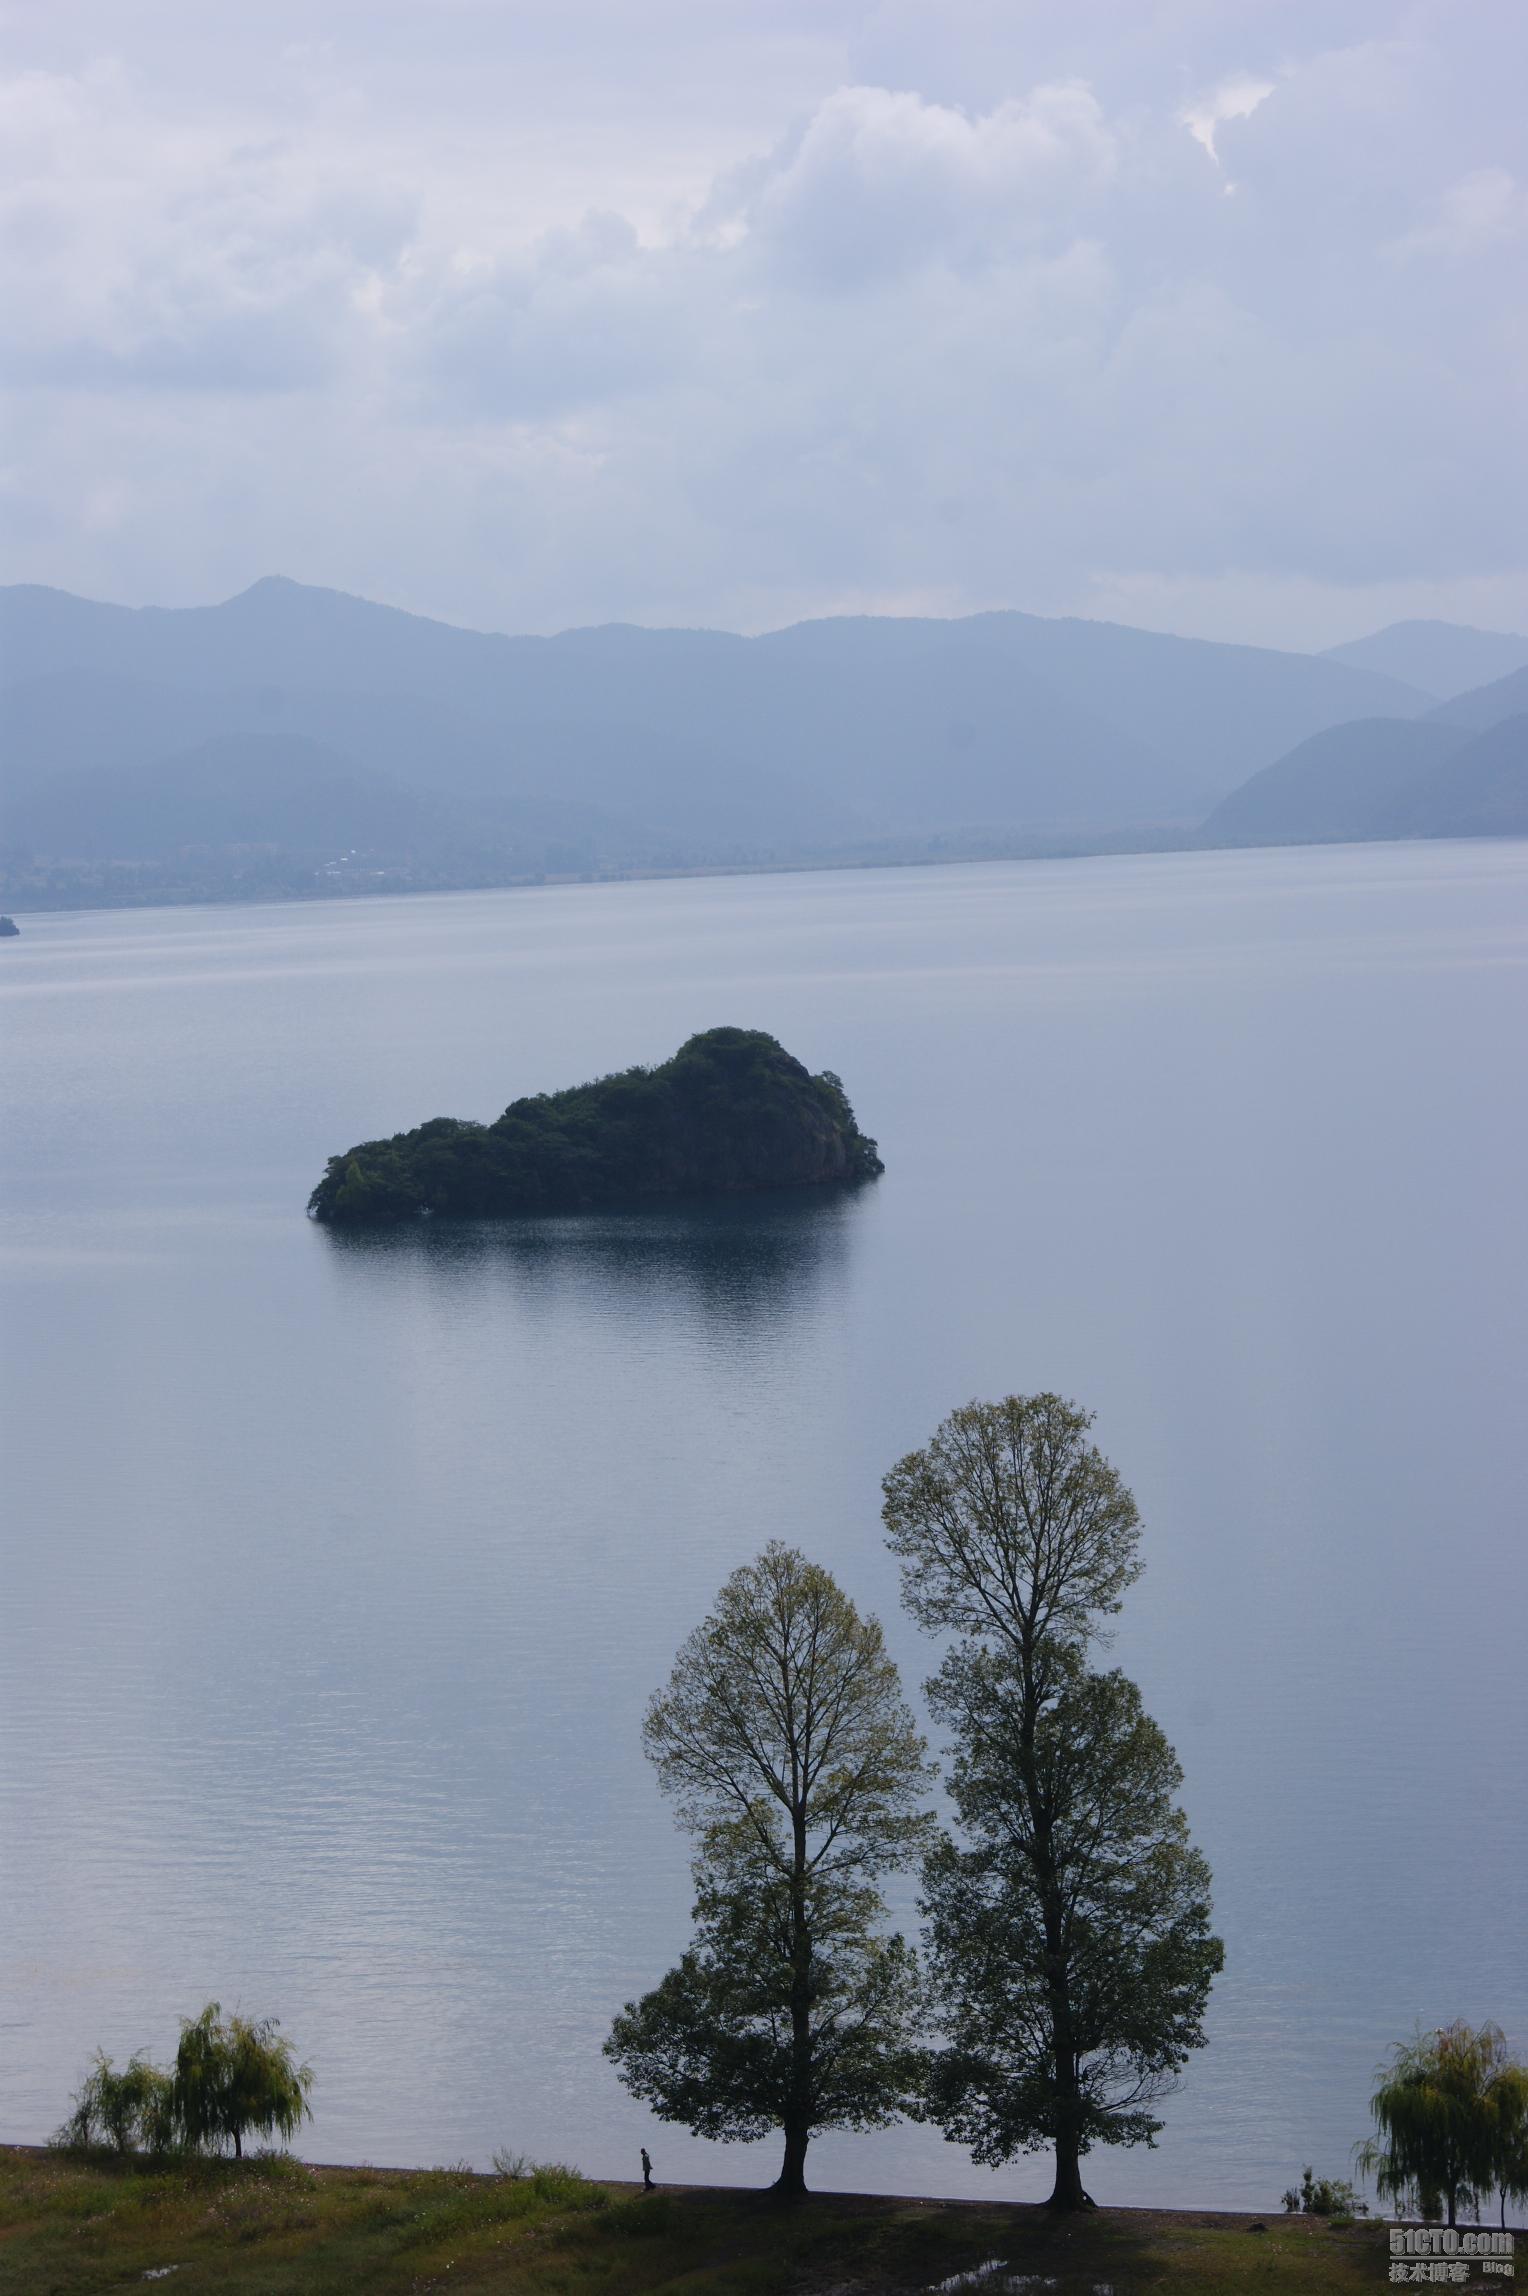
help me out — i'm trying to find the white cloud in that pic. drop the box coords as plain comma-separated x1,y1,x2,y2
1180,74,1277,168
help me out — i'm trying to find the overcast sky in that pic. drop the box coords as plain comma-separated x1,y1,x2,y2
3,0,1525,645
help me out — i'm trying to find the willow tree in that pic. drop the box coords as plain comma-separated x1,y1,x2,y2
56,2050,175,2154
604,1543,933,2196
1493,2055,1528,2229
1358,2022,1527,2229
173,2003,313,2159
884,1393,1222,2211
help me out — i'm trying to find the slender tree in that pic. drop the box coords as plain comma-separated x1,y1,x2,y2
1358,2022,1524,2229
884,1394,1221,2211
604,1542,933,2195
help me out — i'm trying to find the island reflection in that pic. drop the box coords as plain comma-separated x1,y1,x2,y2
314,1186,870,1336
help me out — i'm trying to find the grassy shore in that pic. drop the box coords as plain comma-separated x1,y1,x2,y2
0,2144,1395,2294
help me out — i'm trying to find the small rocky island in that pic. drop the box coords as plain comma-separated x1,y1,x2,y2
0,915,19,937
308,1026,883,1225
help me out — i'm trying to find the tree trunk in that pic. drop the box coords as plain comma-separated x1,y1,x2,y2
773,1799,813,2201
1034,1773,1091,2214
773,2121,810,2197
233,2130,242,2161
1046,2132,1094,2212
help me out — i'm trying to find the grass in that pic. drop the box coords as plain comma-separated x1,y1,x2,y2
0,2144,1394,2294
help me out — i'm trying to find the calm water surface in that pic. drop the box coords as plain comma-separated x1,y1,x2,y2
2,843,1525,2205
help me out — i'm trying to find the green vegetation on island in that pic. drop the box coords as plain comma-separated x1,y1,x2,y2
307,1028,883,1225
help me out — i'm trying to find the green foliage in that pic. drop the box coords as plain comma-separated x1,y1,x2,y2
56,2004,313,2163
308,1027,882,1223
607,1869,926,2143
605,1542,932,2192
883,1393,1220,2211
1495,2059,1528,2220
919,1647,1223,2176
392,2161,600,2251
638,1541,933,1882
1357,2021,1528,2228
882,1391,1143,1660
1282,2166,1368,2216
490,2150,587,2197
53,2051,175,2155
172,2002,313,2159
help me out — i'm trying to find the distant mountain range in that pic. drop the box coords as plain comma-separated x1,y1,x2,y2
0,580,1524,910
1322,618,1528,701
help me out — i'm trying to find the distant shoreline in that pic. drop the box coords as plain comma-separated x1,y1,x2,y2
0,825,1194,919
5,822,1522,925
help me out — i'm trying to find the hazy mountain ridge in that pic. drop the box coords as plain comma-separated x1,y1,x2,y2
1202,628,1528,847
1426,663,1528,731
1402,714,1528,836
0,577,1444,905
1323,619,1528,700
1203,712,1528,846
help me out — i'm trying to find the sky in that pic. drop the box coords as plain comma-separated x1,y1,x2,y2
2,0,1525,647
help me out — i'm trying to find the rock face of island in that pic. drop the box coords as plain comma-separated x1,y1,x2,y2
0,915,18,937
308,1027,883,1225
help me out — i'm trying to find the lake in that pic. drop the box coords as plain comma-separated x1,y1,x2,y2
2,840,1525,2207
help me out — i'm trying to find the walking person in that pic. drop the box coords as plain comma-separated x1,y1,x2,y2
640,2145,654,2192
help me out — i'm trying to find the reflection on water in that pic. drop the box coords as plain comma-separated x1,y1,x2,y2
318,1188,867,1335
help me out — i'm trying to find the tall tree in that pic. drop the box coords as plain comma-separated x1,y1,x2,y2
604,1542,932,2195
883,1394,1221,2210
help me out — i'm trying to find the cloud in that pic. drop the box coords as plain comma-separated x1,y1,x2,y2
1180,74,1277,169
397,215,697,422
727,81,1117,286
1,1,1526,645
0,59,413,393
